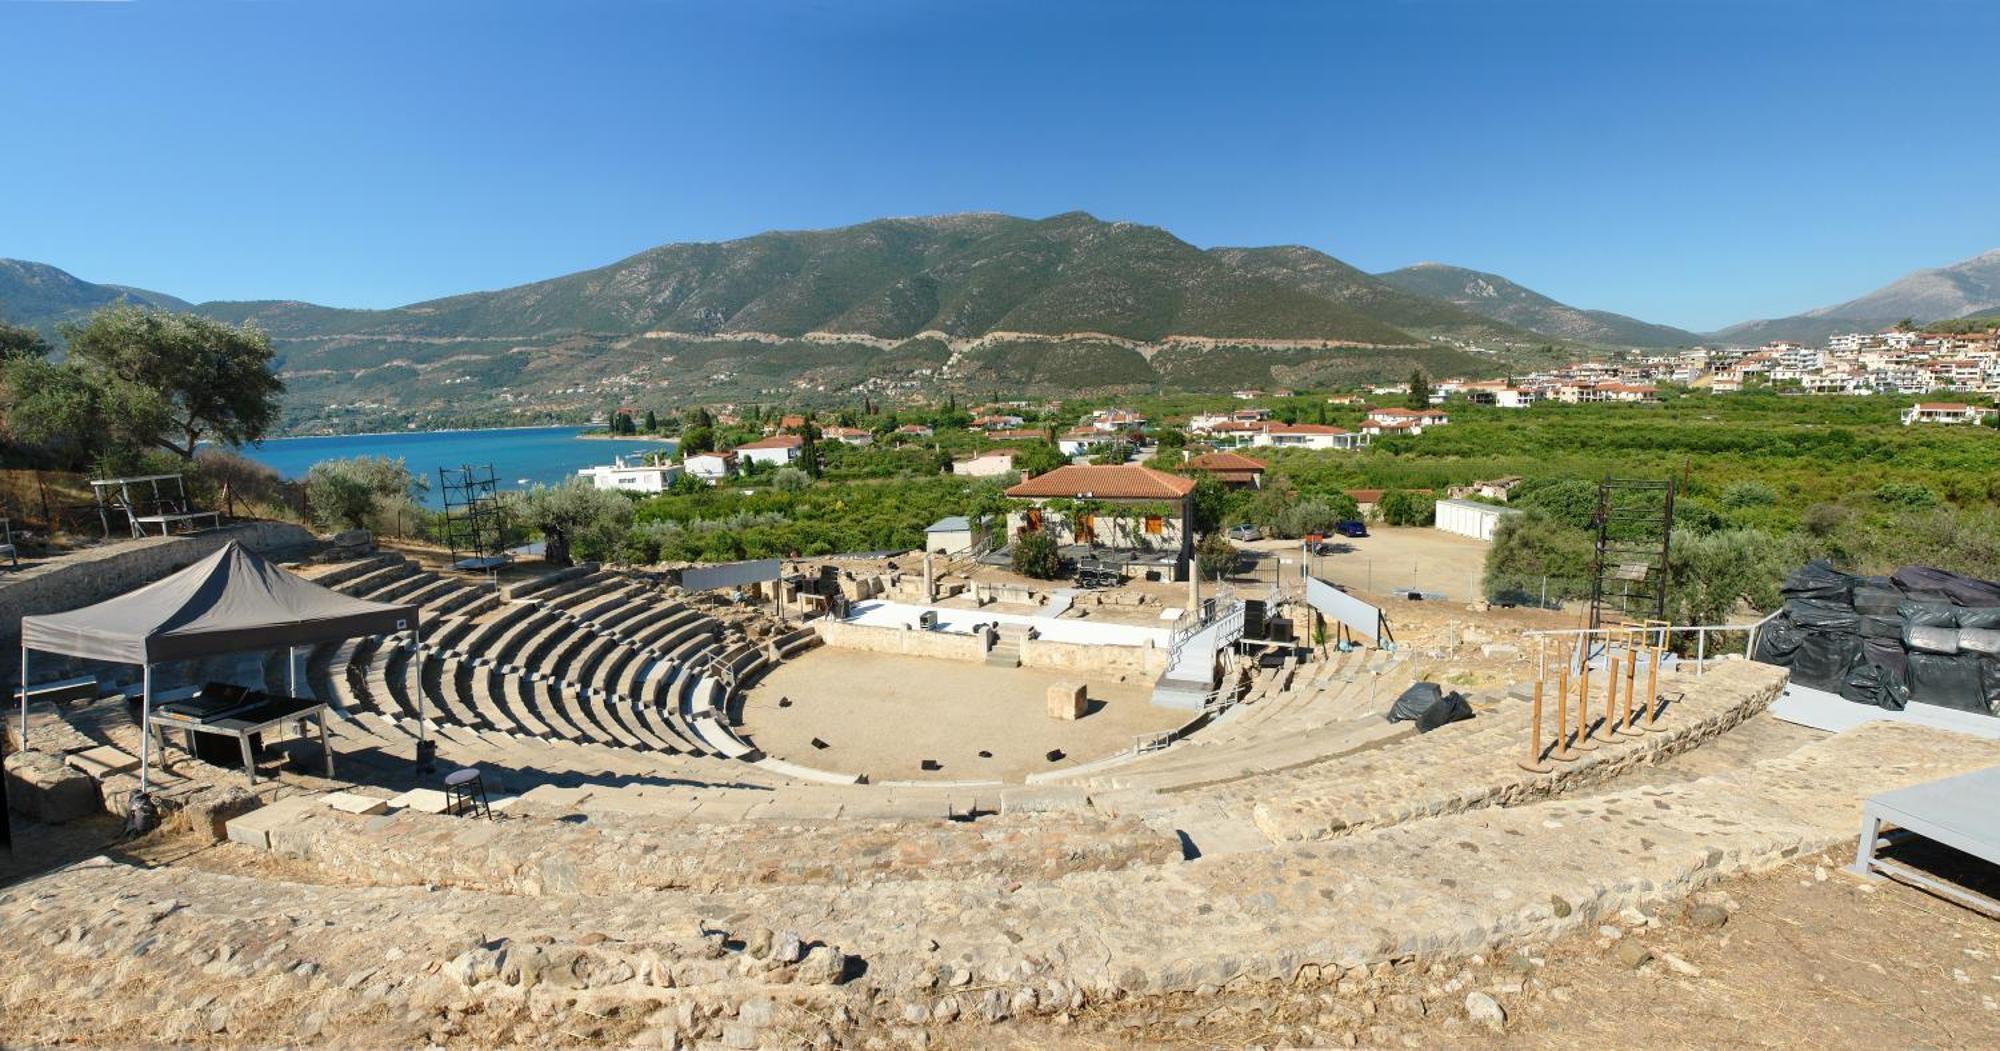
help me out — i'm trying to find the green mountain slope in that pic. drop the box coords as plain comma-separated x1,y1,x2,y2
1209,245,1551,347
1376,262,1699,348
0,259,190,331
195,213,1420,346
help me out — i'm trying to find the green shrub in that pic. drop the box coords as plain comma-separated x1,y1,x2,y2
1011,530,1063,579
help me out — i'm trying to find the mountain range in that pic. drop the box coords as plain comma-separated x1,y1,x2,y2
1374,263,1701,348
3,214,1995,430
1714,250,2000,345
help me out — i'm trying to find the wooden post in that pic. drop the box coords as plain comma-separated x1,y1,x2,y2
1643,621,1667,731
1573,637,1600,750
1519,677,1553,773
1618,628,1643,735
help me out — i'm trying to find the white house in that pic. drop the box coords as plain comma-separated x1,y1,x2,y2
924,516,981,555
683,451,737,484
1365,407,1451,431
734,434,803,467
952,449,1019,477
1901,402,1994,426
1249,423,1365,450
1057,427,1104,457
576,456,682,494
1434,498,1517,542
821,426,874,446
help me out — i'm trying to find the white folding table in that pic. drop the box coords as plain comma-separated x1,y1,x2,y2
1848,764,2000,917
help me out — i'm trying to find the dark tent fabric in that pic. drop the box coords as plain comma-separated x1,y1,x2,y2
20,541,419,665
1891,566,2000,609
1780,562,1855,604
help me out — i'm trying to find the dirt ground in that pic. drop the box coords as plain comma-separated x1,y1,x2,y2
1236,526,1497,605
961,843,2000,1049
737,648,1182,782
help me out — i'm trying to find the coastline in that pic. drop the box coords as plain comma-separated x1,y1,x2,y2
576,432,678,443
255,423,587,443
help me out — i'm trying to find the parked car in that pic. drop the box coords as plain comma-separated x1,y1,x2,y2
1227,523,1260,542
1335,519,1369,538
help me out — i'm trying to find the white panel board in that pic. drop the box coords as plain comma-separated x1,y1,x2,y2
680,558,782,592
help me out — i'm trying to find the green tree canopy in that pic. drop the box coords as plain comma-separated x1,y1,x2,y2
514,478,635,567
1405,369,1431,411
1195,531,1239,581
0,320,50,360
1010,530,1063,579
60,305,283,459
1482,510,1594,606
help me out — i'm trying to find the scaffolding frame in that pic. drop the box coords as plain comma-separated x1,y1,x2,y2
1588,478,1675,633
437,464,510,572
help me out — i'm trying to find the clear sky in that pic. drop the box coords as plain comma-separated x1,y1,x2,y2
4,0,1995,332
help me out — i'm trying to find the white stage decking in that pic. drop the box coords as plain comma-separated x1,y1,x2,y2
1771,682,2000,741
843,600,1170,648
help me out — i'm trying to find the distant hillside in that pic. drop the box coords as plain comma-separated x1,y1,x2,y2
1713,249,2000,344
1207,246,1551,347
1376,263,1700,348
197,213,1419,346
0,259,190,331
8,214,1607,429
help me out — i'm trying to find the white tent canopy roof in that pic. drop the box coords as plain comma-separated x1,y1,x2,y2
20,541,420,666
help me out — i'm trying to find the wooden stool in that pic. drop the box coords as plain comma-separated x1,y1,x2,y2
443,767,491,819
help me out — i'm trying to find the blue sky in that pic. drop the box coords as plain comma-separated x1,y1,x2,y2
3,0,1995,331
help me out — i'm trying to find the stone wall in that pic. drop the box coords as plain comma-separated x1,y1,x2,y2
262,805,1178,894
813,619,989,662
1020,636,1169,678
0,521,318,647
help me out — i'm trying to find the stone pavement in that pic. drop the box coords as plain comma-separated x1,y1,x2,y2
2,711,1994,1048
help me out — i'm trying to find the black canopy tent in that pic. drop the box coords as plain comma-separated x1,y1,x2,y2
17,541,424,790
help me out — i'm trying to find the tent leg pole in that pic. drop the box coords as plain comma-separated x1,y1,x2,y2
18,644,27,752
139,664,153,794
288,645,297,698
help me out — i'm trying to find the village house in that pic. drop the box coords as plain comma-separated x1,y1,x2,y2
951,449,1020,477
820,426,874,446
1057,427,1107,457
1901,401,1994,426
1250,422,1366,450
970,414,1025,430
576,456,682,494
682,450,737,484
734,433,802,467
894,423,935,439
1004,464,1197,565
1180,450,1266,489
1364,406,1451,430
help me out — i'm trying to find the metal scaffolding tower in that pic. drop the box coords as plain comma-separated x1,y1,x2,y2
437,464,510,571
1588,478,1675,631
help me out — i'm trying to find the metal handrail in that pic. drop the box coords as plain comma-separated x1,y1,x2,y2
1523,608,1784,679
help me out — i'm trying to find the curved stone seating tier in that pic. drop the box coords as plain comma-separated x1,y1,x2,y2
623,605,700,652
300,553,400,589
338,560,422,600
453,602,540,662
357,567,436,604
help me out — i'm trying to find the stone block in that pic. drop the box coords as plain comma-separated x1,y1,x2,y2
324,791,389,816
332,529,374,554
171,785,261,843
388,787,451,814
223,793,319,851
1046,681,1087,721
64,745,138,778
4,749,101,824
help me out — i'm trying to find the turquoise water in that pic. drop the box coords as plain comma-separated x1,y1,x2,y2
239,426,676,507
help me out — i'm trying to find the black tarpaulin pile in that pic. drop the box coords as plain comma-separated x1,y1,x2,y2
1386,682,1475,733
1752,561,2000,715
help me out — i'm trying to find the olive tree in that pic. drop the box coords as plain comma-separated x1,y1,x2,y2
515,478,634,567
59,305,283,459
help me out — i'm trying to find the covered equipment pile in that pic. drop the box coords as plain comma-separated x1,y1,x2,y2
1754,561,2000,715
